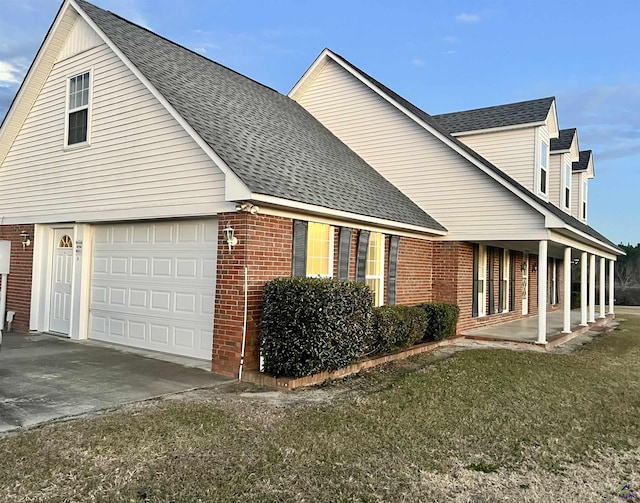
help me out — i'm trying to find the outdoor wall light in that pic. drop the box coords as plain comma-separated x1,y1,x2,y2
521,261,527,272
222,225,238,251
19,232,31,249
235,202,260,215
532,262,538,273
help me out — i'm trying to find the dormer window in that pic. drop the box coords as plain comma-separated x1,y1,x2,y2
539,142,548,195
564,164,571,209
65,71,91,146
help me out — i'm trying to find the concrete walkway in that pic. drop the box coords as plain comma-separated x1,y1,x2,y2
0,332,230,434
464,309,613,345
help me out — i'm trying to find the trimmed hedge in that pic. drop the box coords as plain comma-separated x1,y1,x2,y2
369,305,427,355
259,277,373,378
418,302,460,341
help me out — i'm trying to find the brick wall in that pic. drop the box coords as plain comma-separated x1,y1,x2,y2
212,212,292,376
395,236,433,305
0,225,34,332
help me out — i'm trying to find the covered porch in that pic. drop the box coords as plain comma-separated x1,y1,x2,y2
473,232,619,345
464,308,615,347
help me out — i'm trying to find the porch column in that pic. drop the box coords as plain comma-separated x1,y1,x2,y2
563,247,572,333
609,260,615,315
599,257,606,318
580,251,588,326
588,254,596,323
537,240,548,344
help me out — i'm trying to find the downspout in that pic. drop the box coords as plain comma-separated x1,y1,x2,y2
238,265,248,381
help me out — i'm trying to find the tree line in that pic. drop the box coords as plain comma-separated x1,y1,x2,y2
616,243,640,288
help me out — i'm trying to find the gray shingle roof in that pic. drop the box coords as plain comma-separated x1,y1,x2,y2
551,128,576,152
573,150,592,172
329,51,619,252
432,97,555,134
75,1,445,232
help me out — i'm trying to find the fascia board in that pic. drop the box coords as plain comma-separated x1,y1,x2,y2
0,1,71,165
250,193,448,237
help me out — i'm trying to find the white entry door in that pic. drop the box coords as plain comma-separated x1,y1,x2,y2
50,229,74,335
88,220,217,360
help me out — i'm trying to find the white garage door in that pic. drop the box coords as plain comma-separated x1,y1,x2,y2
89,219,217,360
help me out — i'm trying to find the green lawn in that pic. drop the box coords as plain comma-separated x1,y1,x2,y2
1,313,639,502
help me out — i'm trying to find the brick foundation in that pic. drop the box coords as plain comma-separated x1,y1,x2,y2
0,224,34,333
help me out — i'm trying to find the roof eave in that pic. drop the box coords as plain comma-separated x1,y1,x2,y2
250,193,448,237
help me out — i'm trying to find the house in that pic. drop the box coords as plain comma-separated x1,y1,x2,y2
0,1,622,379
0,0,446,377
290,49,622,341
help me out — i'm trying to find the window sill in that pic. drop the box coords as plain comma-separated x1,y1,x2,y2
63,141,91,152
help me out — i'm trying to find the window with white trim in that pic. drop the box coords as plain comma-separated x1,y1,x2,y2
66,71,91,146
306,222,333,277
581,178,588,220
539,141,548,195
476,244,487,317
564,163,571,209
501,248,510,312
365,232,385,306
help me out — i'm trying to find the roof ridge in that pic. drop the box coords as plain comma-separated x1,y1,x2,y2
74,0,281,96
433,96,555,117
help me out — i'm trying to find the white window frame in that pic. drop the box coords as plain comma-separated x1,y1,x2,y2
502,248,510,313
366,232,385,307
563,162,572,210
581,176,588,220
64,69,93,149
305,222,334,278
538,141,549,196
477,244,487,317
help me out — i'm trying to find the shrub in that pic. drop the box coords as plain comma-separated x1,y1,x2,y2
259,277,373,378
369,305,427,355
418,302,460,341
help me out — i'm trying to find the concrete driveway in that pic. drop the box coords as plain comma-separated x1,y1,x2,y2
0,332,229,434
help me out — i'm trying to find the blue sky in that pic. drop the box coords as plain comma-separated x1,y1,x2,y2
1,0,638,245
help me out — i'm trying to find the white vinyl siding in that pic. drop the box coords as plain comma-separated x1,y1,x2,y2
571,172,583,219
0,41,227,224
57,16,103,62
294,60,545,241
548,153,562,207
454,127,537,193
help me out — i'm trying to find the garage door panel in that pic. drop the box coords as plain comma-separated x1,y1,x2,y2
89,219,217,360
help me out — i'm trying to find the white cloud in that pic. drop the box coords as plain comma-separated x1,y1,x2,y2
411,58,425,67
0,61,22,84
442,35,459,44
456,13,481,23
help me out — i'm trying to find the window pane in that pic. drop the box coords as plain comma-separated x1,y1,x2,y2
68,109,88,144
82,89,89,107
306,222,331,277
565,165,571,187
366,232,384,306
540,169,547,193
541,143,548,168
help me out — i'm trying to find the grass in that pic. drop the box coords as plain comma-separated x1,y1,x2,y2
1,314,639,502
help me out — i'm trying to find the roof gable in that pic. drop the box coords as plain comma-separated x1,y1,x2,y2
573,150,595,178
432,97,556,135
292,49,618,253
551,128,576,152
6,0,444,233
